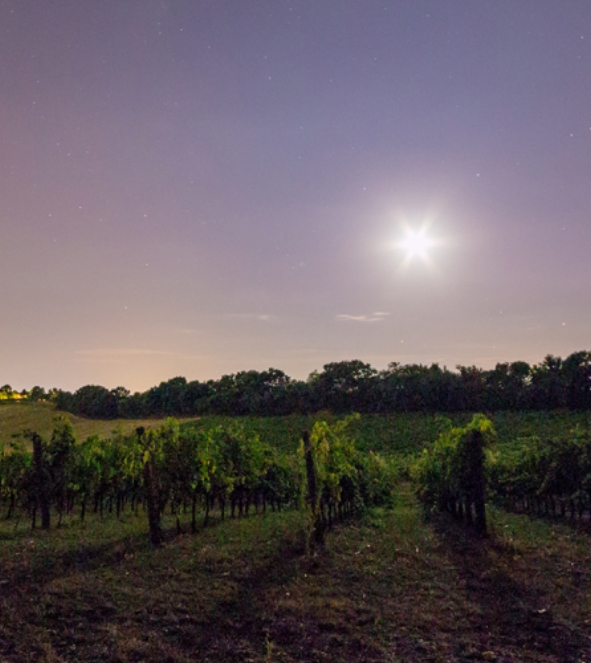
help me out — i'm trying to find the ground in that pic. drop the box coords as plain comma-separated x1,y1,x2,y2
1,485,591,662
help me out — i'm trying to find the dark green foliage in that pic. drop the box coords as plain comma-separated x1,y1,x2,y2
54,350,591,419
31,433,51,529
311,360,377,412
47,417,76,526
0,440,30,519
56,384,118,418
413,414,495,534
490,426,591,520
0,414,397,546
27,386,47,401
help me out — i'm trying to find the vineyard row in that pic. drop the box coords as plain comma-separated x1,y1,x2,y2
0,415,397,546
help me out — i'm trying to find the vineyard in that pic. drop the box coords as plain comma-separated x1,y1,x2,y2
1,408,591,662
412,412,591,533
0,414,397,546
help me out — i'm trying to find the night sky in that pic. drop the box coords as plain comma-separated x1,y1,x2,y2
2,1,590,392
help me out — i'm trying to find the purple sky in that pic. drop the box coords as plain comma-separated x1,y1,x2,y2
2,0,590,392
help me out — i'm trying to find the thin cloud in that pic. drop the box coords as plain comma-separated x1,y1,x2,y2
336,314,384,323
225,313,276,322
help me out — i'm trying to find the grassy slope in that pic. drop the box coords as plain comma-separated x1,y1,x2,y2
1,488,591,662
0,402,199,448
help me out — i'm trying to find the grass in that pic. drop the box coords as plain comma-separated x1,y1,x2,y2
2,485,591,662
0,402,200,449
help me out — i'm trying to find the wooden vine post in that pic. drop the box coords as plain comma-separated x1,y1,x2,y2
32,433,51,530
137,427,164,547
302,430,324,545
465,429,487,536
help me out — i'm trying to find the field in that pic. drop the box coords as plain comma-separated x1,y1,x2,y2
1,405,591,662
0,402,200,449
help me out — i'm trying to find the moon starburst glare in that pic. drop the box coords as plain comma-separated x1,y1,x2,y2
395,223,438,271
400,228,433,260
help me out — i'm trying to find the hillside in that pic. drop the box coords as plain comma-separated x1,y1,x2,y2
0,401,199,448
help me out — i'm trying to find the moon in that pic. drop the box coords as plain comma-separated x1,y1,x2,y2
399,227,433,261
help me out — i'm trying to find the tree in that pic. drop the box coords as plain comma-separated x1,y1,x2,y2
0,384,13,400
457,366,487,411
28,386,47,402
313,360,377,412
563,351,591,410
531,355,564,409
486,361,531,410
70,385,118,418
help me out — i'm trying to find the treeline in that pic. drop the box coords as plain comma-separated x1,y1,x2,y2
54,351,591,419
0,385,56,401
